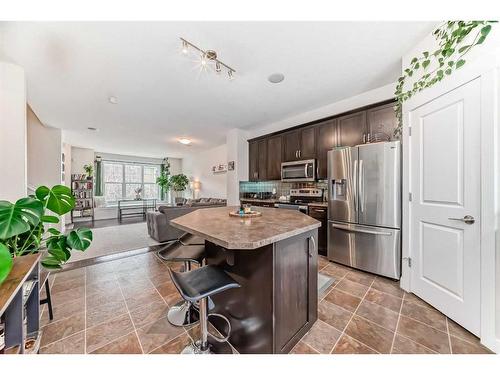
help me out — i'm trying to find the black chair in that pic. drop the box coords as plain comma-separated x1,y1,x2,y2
157,236,206,327
168,265,240,354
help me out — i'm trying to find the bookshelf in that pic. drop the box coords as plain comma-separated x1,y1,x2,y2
70,174,95,223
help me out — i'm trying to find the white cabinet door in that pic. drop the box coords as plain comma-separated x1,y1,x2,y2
409,78,481,335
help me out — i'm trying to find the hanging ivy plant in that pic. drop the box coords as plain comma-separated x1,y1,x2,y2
394,21,496,138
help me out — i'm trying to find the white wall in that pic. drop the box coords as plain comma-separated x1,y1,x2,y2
182,144,227,199
226,128,249,205
0,61,26,201
27,105,62,188
71,146,95,176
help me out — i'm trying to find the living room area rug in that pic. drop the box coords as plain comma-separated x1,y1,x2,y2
67,222,161,265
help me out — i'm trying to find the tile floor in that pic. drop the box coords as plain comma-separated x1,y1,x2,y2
38,252,493,354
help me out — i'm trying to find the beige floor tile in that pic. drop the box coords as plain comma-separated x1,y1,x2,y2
364,288,402,313
400,300,447,332
41,312,85,347
129,300,169,328
332,334,377,354
290,341,319,354
450,335,493,354
324,289,361,312
391,334,436,354
371,277,404,298
136,317,184,353
345,315,394,354
149,333,193,354
86,313,135,353
335,278,369,298
318,300,353,331
302,319,342,353
90,332,143,354
86,299,128,328
39,331,85,354
397,316,450,354
355,300,399,331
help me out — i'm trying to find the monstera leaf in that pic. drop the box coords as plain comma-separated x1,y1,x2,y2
67,228,93,251
36,185,75,215
0,243,13,284
0,198,44,240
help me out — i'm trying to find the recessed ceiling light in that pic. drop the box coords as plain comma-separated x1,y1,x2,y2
178,138,192,145
108,96,118,104
87,127,98,131
268,73,285,84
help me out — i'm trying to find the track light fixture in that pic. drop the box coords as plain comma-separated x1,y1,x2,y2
179,37,236,80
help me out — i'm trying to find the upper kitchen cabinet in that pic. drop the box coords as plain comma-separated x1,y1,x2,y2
366,102,398,140
283,130,301,161
267,134,283,180
315,119,337,179
283,126,316,161
249,138,268,181
249,140,259,181
338,110,367,147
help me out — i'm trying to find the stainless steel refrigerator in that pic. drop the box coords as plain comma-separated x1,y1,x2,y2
327,141,401,279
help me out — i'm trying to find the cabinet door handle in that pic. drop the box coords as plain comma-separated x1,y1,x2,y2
313,209,325,212
308,236,316,257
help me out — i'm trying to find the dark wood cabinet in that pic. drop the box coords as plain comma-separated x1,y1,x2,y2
338,110,367,147
248,100,395,182
308,205,327,256
266,135,283,180
283,127,316,161
249,139,268,181
315,119,337,179
283,130,301,161
300,126,316,159
274,230,317,353
248,140,259,181
367,102,397,140
257,138,267,181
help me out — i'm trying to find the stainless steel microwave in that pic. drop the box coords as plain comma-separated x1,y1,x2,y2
281,159,316,182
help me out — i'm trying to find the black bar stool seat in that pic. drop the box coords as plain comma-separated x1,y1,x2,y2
157,240,206,327
169,265,240,303
168,265,240,354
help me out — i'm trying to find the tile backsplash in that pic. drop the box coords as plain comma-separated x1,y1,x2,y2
240,180,328,200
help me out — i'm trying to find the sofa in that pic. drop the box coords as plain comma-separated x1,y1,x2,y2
146,198,227,242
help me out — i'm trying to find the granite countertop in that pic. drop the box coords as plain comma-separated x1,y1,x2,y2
170,206,321,250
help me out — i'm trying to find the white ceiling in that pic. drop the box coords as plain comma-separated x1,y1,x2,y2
0,21,435,158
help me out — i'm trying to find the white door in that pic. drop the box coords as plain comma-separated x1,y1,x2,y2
409,78,481,335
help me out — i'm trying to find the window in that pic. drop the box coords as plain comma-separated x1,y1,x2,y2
103,161,160,202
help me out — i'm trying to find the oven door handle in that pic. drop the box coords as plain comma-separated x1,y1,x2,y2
331,223,392,236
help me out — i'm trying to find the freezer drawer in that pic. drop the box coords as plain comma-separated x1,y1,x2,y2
327,221,401,279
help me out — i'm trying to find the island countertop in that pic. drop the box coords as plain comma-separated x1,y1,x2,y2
170,206,321,249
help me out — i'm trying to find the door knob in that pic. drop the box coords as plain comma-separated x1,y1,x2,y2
448,215,475,224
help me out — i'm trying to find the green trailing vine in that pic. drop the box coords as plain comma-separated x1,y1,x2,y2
394,21,496,138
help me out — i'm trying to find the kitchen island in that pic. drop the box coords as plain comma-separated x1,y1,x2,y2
170,206,320,354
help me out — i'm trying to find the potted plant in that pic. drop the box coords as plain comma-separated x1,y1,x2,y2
0,185,93,284
83,164,94,180
156,169,171,200
169,174,189,205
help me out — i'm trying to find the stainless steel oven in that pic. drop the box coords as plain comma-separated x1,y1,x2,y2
274,203,308,214
281,159,316,182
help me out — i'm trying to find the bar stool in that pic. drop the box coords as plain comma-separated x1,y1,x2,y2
157,238,205,327
168,265,240,354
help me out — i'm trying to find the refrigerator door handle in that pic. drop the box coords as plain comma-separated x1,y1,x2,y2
359,159,364,213
353,159,358,212
331,223,393,236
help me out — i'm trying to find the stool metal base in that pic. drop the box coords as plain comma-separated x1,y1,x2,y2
167,300,199,327
181,340,212,354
